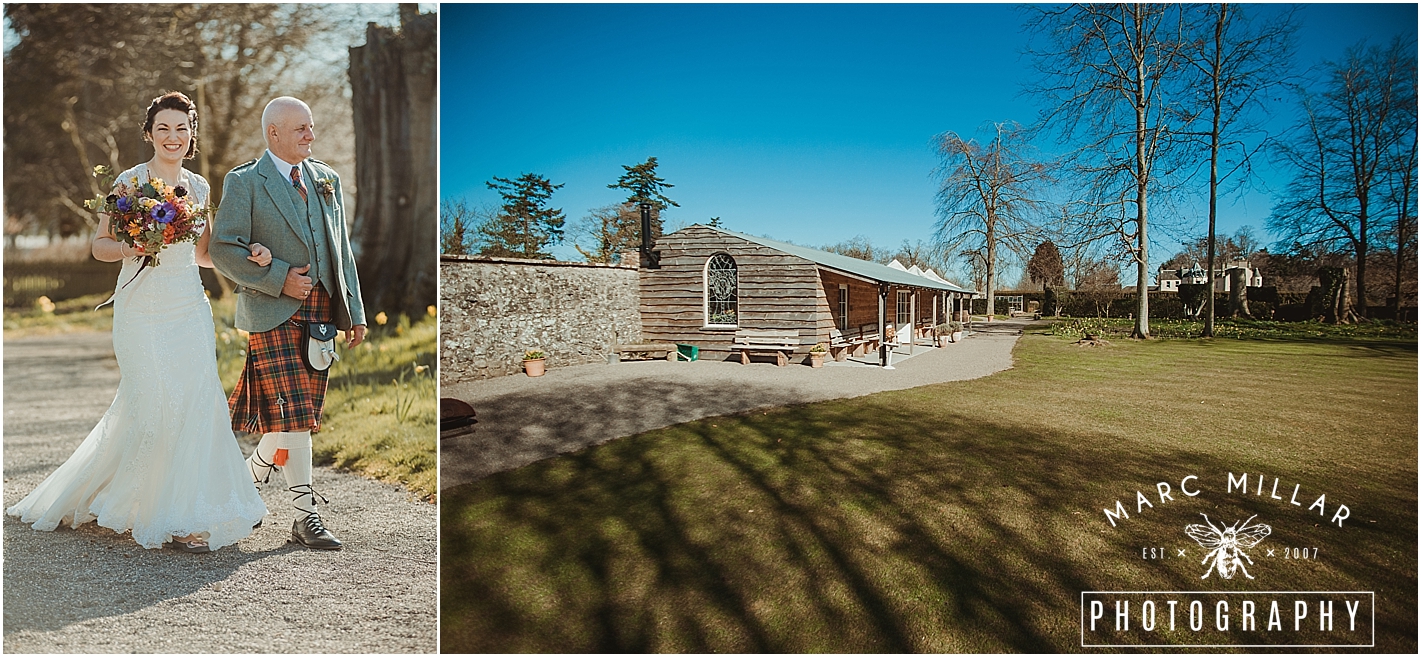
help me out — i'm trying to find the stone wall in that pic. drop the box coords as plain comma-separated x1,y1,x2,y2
439,255,642,383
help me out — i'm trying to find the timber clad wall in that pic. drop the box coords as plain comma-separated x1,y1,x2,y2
819,270,949,339
440,255,642,383
819,270,884,339
641,226,827,362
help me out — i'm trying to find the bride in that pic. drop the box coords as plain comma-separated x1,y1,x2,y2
7,92,271,553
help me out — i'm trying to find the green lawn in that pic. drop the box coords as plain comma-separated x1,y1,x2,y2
441,326,1417,652
6,293,438,501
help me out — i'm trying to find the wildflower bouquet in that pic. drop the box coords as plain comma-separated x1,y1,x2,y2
83,165,208,268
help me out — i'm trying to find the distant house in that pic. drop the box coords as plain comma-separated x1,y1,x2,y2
1158,261,1263,292
640,225,977,365
1158,269,1182,292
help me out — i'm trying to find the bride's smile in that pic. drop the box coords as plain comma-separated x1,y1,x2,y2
147,108,192,181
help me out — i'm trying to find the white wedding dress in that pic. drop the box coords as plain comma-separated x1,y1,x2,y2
6,164,268,550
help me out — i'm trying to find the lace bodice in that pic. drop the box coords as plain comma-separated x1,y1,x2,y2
113,162,210,207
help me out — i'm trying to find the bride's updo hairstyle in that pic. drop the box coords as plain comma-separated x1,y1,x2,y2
141,91,200,160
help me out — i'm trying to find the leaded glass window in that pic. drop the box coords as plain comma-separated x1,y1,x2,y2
706,254,738,325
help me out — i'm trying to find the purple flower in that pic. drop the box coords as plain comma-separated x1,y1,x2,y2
116,196,133,212
151,202,177,224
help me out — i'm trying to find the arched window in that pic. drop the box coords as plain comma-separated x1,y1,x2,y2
705,253,738,326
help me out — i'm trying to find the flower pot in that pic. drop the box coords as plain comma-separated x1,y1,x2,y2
952,331,964,343
523,358,546,377
938,335,951,347
810,353,826,368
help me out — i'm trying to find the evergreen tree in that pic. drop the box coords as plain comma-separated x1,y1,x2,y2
479,173,565,259
608,157,679,243
1026,240,1066,290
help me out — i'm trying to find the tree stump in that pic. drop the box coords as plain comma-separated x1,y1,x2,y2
349,5,438,319
1076,333,1111,347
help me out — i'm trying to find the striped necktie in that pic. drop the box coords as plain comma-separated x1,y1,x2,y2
290,165,308,202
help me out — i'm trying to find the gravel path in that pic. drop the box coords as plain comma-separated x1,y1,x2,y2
3,333,436,654
441,318,1036,490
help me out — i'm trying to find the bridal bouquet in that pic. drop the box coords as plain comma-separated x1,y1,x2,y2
83,165,208,268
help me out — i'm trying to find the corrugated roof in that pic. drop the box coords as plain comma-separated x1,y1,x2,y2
706,227,978,294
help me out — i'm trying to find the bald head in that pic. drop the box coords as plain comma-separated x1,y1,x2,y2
262,96,315,163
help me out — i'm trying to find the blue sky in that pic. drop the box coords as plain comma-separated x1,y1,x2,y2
440,3,1417,275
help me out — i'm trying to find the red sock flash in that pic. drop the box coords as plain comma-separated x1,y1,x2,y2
274,448,289,466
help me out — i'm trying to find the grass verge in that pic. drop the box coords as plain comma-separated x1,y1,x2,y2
3,293,116,336
1050,315,1418,341
441,326,1417,651
5,292,437,501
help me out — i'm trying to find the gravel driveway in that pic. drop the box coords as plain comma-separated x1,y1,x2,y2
3,333,436,654
441,318,1034,490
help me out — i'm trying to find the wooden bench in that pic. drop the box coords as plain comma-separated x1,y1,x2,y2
613,343,680,362
829,324,881,360
731,330,800,366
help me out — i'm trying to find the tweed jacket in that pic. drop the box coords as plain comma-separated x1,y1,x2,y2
211,154,366,333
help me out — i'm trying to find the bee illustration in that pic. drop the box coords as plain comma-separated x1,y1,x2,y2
1184,513,1272,580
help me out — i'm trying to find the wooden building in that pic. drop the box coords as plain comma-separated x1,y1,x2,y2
639,225,976,365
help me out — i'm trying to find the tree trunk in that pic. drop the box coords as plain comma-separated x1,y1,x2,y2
1396,214,1410,318
1131,21,1150,340
984,214,996,322
1392,148,1416,318
1317,266,1356,324
1203,5,1226,338
1227,268,1251,319
1355,224,1369,319
348,5,437,319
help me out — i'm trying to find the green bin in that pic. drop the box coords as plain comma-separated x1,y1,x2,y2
676,344,699,362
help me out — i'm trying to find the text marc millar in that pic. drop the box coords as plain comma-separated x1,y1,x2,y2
1102,473,1350,528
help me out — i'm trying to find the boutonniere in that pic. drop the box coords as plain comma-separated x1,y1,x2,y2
316,177,336,201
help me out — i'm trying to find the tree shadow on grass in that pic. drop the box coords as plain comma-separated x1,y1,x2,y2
440,395,1417,652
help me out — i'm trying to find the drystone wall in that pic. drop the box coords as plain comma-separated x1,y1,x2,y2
440,255,642,383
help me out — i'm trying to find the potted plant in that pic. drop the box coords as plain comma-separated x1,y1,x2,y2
809,343,828,368
935,323,953,347
948,320,965,343
522,349,547,377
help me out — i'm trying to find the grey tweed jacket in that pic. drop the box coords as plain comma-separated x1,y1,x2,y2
211,154,366,333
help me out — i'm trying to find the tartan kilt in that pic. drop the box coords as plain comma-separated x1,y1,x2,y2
229,285,334,435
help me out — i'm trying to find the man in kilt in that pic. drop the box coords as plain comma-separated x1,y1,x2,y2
211,96,366,550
